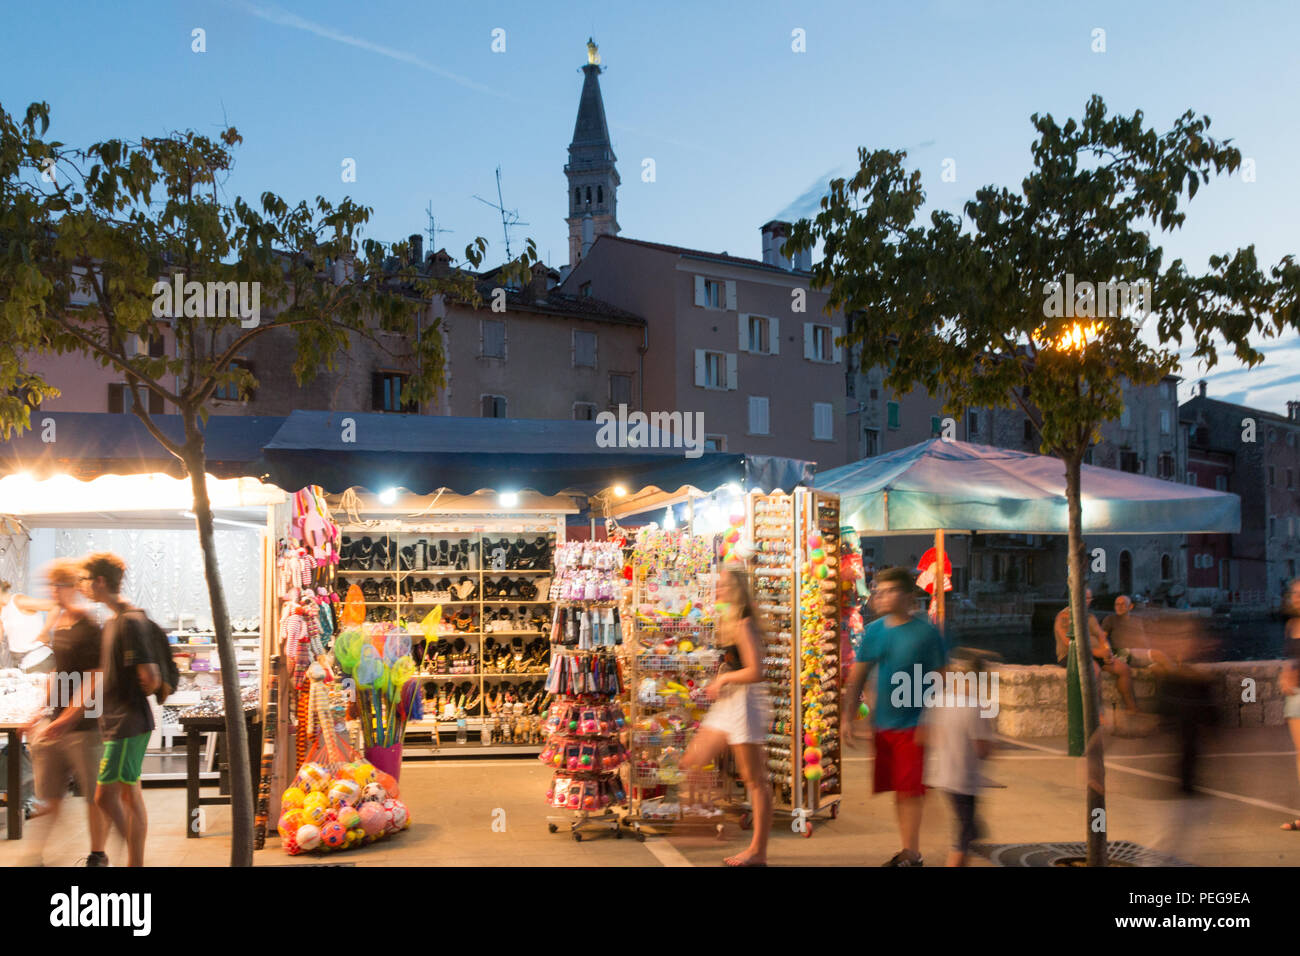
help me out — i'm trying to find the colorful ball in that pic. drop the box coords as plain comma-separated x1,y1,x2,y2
815,564,830,579
328,778,361,807
359,781,387,804
350,762,377,785
804,733,818,748
390,799,410,831
374,770,400,799
803,765,823,782
337,806,361,830
301,791,329,824
280,786,307,811
320,821,348,848
277,808,307,841
295,823,322,851
283,833,301,855
295,763,330,793
358,802,386,836
803,747,822,765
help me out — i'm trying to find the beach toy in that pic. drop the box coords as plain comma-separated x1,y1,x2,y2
360,781,387,803
302,790,329,823
348,761,376,785
321,820,348,849
277,809,307,841
359,801,386,837
295,762,330,793
296,823,322,851
328,778,361,807
280,786,307,811
374,770,400,799
337,806,362,831
389,799,410,831
333,629,363,671
356,644,383,688
383,631,412,664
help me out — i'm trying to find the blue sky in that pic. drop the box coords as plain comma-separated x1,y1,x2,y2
3,0,1298,411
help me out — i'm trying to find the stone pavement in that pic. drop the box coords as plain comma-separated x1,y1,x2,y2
4,724,1299,867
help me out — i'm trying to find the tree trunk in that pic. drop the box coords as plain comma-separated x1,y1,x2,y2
1065,452,1106,866
182,422,253,867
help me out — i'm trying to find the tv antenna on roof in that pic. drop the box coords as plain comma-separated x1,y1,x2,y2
425,202,453,249
473,166,529,260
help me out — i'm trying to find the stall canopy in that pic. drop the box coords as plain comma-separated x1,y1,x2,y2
815,438,1241,535
0,412,284,481
261,410,813,497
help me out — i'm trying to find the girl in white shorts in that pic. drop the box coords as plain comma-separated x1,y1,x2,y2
682,566,772,866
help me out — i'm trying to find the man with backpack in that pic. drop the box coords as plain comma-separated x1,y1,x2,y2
84,553,161,867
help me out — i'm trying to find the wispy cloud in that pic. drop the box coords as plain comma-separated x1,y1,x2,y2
236,2,521,102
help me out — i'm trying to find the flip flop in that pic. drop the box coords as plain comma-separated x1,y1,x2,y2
1281,820,1300,831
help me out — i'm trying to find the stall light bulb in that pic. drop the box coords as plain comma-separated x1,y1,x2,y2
499,491,519,508
378,488,398,505
612,484,628,498
663,508,677,530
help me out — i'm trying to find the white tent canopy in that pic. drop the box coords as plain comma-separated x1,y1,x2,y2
815,438,1241,536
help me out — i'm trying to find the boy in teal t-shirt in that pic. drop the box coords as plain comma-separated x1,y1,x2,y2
842,567,948,867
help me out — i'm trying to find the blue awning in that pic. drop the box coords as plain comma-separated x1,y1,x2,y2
0,412,282,481
261,410,813,497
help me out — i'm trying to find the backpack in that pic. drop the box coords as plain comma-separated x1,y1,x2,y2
127,609,180,705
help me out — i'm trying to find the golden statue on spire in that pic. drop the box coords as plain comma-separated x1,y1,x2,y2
586,37,600,65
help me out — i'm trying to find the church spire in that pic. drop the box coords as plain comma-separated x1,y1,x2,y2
565,39,619,267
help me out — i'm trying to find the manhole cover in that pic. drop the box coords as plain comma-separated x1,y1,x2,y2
972,840,1192,867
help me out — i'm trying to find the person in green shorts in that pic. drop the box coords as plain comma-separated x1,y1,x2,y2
85,553,159,868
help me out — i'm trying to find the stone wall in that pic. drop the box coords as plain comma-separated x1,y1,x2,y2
993,660,1288,739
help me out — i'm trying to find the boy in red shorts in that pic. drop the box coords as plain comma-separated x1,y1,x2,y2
842,566,948,866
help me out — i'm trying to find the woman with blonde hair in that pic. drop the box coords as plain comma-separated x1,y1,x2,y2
681,565,772,866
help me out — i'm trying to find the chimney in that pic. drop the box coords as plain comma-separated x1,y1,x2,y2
1197,379,1207,399
1288,400,1300,423
760,220,792,270
581,213,595,260
332,253,356,285
528,264,549,301
430,248,453,278
409,233,423,266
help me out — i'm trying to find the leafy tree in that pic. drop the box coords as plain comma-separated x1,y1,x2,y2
0,101,536,865
788,95,1300,865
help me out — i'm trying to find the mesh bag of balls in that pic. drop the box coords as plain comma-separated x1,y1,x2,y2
277,760,411,854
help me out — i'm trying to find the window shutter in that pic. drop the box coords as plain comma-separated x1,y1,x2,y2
694,275,706,307
832,326,843,363
108,384,124,413
148,388,164,414
770,317,780,355
749,396,769,435
803,323,814,360
738,313,749,351
724,281,737,311
694,349,707,387
725,353,737,390
372,373,385,410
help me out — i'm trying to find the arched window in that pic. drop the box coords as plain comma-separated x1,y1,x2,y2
597,185,604,205
585,186,592,204
574,187,581,206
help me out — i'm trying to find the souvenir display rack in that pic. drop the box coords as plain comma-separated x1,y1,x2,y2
749,489,842,836
621,529,725,840
335,527,558,752
541,541,627,840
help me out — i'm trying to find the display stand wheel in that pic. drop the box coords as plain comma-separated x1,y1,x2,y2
573,832,583,842
739,811,752,831
547,823,558,833
830,803,839,820
636,831,646,843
